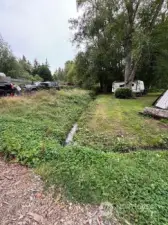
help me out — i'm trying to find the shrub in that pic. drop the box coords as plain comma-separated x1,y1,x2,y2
92,85,102,95
149,88,165,93
115,88,133,99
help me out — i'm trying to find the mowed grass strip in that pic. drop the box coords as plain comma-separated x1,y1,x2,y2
75,94,168,151
0,89,92,166
38,147,168,225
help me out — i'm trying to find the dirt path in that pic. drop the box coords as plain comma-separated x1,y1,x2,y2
0,158,120,225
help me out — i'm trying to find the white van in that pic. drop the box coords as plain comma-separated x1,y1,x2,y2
112,80,145,94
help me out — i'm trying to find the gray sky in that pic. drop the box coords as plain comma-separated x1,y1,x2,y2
0,0,78,73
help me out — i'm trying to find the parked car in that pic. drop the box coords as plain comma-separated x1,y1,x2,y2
38,82,60,90
50,82,60,90
23,84,38,92
0,73,15,96
0,82,16,96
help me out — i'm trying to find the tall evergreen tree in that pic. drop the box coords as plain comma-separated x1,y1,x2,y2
38,65,53,81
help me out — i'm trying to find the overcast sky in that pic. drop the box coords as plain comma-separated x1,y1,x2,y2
0,0,78,73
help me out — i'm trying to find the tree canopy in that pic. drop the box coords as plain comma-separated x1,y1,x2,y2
68,0,168,91
0,35,53,82
1,0,168,92
38,65,53,81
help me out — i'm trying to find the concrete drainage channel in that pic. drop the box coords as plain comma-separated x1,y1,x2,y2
64,96,96,146
64,123,78,146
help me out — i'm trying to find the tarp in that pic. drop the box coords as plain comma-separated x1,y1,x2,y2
153,90,168,110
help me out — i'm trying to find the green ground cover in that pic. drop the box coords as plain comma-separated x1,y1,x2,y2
38,146,168,225
0,89,92,166
75,94,168,152
1,90,168,224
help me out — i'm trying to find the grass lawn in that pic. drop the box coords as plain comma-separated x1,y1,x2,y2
38,147,168,225
37,93,168,225
0,89,92,166
75,94,168,152
0,90,168,224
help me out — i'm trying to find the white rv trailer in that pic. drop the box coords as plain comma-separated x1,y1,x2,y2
112,80,145,94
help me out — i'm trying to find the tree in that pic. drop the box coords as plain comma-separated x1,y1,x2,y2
38,65,53,81
0,35,27,78
45,58,50,68
70,0,126,90
65,61,77,84
22,55,26,62
53,68,65,81
32,59,40,76
0,35,16,75
121,0,165,88
135,17,168,89
0,34,55,81
74,51,96,88
71,0,167,89
64,61,75,82
53,61,77,83
19,55,33,75
32,74,43,82
34,59,39,68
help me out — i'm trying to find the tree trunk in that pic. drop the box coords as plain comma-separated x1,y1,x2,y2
124,0,135,89
103,84,108,93
123,0,164,89
129,60,139,83
125,57,139,89
124,39,132,88
124,34,140,88
99,79,103,92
